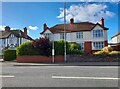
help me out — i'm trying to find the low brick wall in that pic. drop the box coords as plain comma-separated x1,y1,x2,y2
66,54,120,62
17,55,64,63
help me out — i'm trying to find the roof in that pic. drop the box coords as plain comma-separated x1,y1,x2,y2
0,30,33,40
111,32,120,38
40,22,108,34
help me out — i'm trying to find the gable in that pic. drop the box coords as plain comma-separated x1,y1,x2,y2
92,24,104,31
44,29,52,34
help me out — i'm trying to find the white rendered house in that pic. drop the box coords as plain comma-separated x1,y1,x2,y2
40,18,109,54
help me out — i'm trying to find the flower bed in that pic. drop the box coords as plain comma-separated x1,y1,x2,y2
17,55,64,63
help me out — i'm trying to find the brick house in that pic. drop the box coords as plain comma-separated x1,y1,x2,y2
40,18,109,54
0,26,33,55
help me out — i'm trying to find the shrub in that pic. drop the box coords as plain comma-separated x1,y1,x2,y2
94,51,107,55
68,43,83,54
32,38,52,56
4,49,16,61
109,51,120,55
54,40,69,55
102,46,113,53
17,42,40,56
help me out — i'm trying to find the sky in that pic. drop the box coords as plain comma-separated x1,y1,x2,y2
1,2,119,42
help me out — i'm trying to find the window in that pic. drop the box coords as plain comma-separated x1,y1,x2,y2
78,43,84,50
93,41,104,50
76,32,83,39
93,30,103,38
44,33,51,39
60,33,65,39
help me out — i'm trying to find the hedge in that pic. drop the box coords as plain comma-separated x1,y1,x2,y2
17,42,40,56
4,49,16,61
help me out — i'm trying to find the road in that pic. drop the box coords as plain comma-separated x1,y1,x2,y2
1,62,119,88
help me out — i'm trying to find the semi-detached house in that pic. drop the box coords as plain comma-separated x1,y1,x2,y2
40,18,109,54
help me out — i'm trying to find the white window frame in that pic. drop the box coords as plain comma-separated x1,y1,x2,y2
93,30,103,38
76,32,83,39
78,42,84,50
44,33,51,39
60,33,65,39
93,41,104,50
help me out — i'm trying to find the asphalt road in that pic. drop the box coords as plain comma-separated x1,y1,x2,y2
1,62,119,87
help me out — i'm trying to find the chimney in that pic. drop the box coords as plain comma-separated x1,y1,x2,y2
5,26,10,31
24,27,27,38
70,18,74,24
100,17,104,27
43,23,47,31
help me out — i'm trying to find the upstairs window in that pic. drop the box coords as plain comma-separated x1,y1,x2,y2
76,32,83,39
44,33,51,39
93,30,103,38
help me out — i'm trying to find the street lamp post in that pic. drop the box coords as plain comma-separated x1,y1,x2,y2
64,0,67,62
52,34,55,63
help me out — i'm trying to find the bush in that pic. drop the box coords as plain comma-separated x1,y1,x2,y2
54,40,69,55
32,38,52,56
4,49,16,61
68,43,83,54
102,46,113,53
94,51,107,55
17,42,40,56
109,51,120,55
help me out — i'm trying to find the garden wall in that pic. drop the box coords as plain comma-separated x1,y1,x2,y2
17,55,64,63
66,54,120,62
17,54,120,63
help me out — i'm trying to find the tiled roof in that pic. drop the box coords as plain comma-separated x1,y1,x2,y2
0,30,33,40
112,32,120,38
40,22,108,34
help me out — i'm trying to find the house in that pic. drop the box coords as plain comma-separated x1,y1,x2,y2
40,18,109,54
0,26,33,55
109,32,120,51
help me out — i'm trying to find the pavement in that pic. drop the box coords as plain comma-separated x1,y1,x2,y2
1,60,119,66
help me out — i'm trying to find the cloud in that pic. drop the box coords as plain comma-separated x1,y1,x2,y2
0,25,6,31
28,26,38,30
57,3,115,23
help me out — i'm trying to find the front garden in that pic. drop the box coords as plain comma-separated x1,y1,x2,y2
3,37,120,62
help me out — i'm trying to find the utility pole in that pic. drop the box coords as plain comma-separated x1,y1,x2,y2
64,0,67,62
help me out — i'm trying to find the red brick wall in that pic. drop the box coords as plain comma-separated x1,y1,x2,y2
84,41,92,54
17,55,64,63
104,40,108,46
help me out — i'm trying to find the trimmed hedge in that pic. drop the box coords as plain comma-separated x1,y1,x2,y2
4,49,16,61
54,40,69,55
17,42,40,56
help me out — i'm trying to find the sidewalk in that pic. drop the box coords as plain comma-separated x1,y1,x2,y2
2,61,119,66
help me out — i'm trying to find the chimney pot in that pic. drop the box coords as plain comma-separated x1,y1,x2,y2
43,23,47,31
70,18,74,24
100,17,104,27
24,27,27,38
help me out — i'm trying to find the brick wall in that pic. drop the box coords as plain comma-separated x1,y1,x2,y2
17,55,64,63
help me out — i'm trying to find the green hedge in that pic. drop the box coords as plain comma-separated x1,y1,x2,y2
68,43,83,54
17,40,83,56
4,49,16,61
54,40,69,55
17,42,40,56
